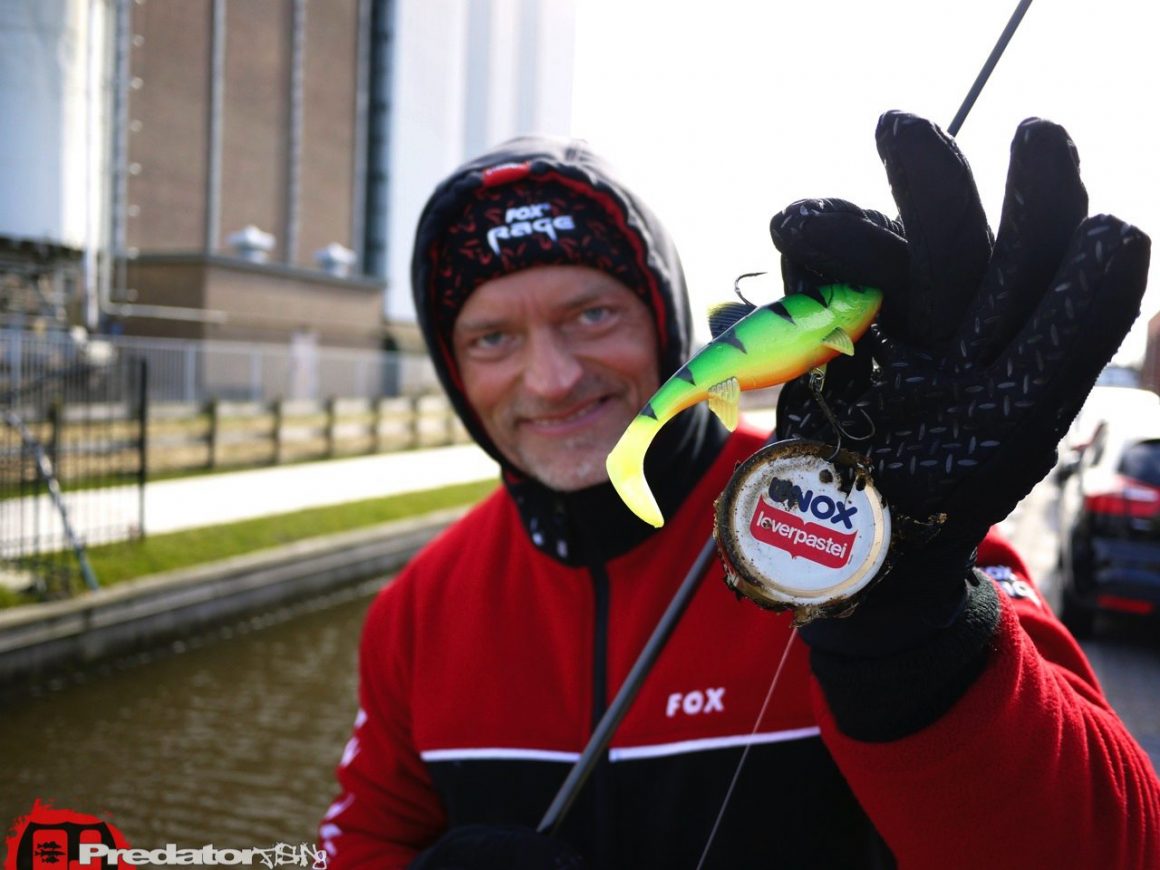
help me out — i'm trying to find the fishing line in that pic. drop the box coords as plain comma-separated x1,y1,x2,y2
696,626,799,870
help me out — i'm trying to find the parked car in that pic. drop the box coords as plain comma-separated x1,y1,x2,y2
1056,405,1160,636
1057,385,1160,467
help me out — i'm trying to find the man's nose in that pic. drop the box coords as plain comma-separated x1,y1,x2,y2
524,330,583,398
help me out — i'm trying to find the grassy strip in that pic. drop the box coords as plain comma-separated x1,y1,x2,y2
0,478,497,609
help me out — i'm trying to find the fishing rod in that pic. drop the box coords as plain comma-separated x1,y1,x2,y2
537,536,718,835
537,0,1035,839
949,0,1034,137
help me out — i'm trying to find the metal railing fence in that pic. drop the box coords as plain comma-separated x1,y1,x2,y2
1,352,147,598
2,330,441,405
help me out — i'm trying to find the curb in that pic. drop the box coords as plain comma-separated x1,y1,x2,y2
0,507,467,686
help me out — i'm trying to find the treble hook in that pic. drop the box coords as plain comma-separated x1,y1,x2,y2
807,366,874,458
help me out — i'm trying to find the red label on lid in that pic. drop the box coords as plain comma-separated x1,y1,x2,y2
748,502,856,569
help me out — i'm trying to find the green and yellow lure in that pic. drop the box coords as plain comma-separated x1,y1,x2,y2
606,282,883,527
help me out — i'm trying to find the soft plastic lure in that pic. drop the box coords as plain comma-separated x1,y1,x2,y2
606,282,883,527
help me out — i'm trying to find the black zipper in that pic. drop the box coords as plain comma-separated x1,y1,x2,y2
588,560,613,868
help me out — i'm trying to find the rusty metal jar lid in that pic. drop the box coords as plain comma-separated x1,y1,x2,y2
714,439,891,623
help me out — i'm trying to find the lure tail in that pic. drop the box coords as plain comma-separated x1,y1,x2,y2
606,415,665,528
607,376,742,528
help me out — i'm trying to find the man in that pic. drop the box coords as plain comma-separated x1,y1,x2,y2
321,113,1160,868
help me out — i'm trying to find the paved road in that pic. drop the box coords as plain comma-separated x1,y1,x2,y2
1000,477,1160,768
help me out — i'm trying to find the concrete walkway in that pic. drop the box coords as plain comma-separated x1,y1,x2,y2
1,444,500,561
143,444,499,534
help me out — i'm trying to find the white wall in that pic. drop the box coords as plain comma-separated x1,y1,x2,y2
383,0,577,323
0,0,108,251
525,0,574,136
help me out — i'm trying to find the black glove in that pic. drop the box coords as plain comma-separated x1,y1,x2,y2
409,824,587,870
770,112,1150,736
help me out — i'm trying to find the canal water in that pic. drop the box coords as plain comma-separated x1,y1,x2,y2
0,579,381,853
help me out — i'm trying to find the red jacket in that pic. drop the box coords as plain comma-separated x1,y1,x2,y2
320,426,1160,868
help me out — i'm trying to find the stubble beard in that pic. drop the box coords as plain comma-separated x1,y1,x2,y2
514,429,614,492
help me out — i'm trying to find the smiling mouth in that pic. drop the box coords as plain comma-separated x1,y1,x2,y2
522,397,610,431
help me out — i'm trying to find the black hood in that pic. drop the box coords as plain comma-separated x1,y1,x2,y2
411,135,725,565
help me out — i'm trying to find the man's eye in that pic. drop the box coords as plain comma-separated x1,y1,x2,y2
472,331,508,350
579,306,613,325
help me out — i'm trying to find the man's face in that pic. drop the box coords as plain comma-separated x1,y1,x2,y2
452,265,661,491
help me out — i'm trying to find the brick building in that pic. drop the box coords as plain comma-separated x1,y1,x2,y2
114,0,390,350
1,0,577,357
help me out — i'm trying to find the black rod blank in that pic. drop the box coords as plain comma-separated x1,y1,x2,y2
948,0,1035,136
537,536,719,835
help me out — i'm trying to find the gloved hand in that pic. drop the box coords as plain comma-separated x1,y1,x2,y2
771,112,1150,669
409,824,587,869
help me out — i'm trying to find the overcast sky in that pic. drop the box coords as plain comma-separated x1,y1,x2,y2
570,0,1159,364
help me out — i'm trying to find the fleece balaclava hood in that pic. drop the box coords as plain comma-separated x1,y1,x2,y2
411,135,725,564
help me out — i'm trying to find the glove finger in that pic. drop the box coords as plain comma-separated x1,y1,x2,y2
875,111,992,349
1008,215,1148,428
770,198,908,296
959,118,1089,367
940,215,1150,525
